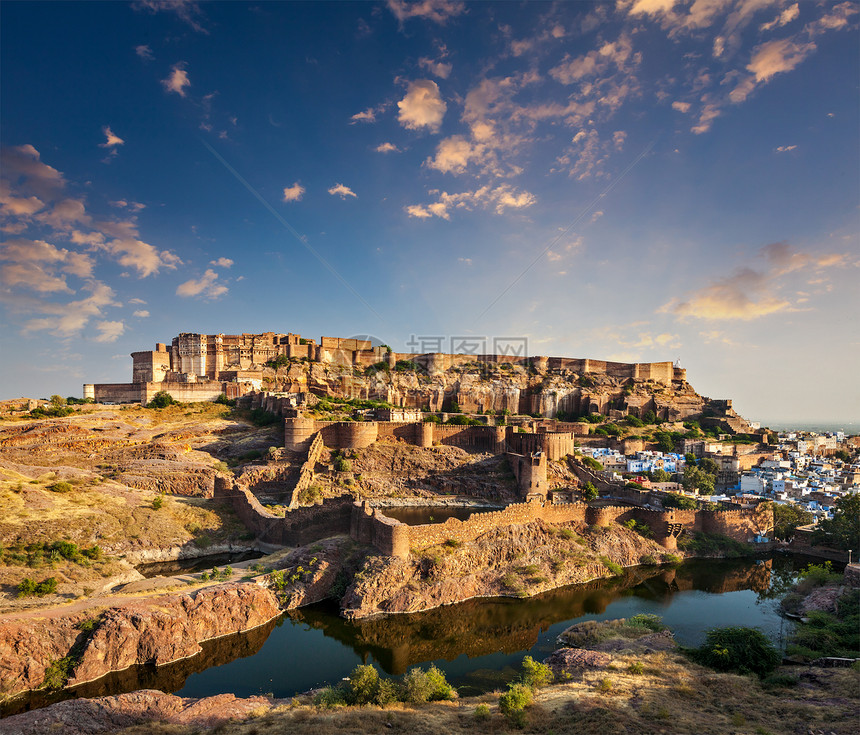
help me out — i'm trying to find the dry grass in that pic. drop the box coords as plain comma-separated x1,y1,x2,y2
94,653,858,735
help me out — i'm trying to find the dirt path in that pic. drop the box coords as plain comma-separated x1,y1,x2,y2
0,552,284,623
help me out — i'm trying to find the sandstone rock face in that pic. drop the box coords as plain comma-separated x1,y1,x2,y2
341,520,673,619
0,583,281,699
266,361,723,423
70,583,281,685
0,617,83,695
0,689,273,735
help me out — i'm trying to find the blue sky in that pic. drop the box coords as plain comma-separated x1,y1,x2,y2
1,0,857,425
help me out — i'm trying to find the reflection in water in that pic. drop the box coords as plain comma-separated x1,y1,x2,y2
291,558,774,675
4,556,798,717
2,617,279,718
135,550,265,579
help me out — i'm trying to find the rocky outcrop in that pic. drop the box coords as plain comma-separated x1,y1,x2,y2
264,360,735,424
0,689,273,735
341,520,675,619
0,583,281,699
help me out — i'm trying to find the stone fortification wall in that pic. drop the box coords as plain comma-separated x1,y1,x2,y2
91,383,146,403
290,431,325,508
351,498,771,558
214,476,352,546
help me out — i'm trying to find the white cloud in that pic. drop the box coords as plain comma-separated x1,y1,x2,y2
761,3,799,31
375,142,401,153
351,107,379,124
405,184,536,220
135,44,154,60
128,297,146,305
672,100,691,113
135,0,209,33
659,242,851,322
627,0,677,16
328,183,357,198
775,144,797,152
210,257,234,268
747,37,816,82
99,126,125,148
97,237,181,277
419,56,452,78
282,182,305,202
397,79,447,132
386,0,465,24
426,135,483,174
22,281,120,337
95,320,125,343
162,62,190,96
176,268,228,299
133,309,150,318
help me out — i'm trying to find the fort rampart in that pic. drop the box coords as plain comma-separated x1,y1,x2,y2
349,499,771,558
283,418,576,461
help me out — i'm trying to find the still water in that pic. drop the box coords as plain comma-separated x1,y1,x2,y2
5,555,807,717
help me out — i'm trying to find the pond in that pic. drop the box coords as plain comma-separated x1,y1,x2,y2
3,554,813,717
135,550,266,579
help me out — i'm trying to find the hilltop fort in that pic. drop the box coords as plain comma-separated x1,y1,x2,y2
85,331,751,432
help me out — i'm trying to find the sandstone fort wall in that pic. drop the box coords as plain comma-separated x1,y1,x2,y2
349,500,770,558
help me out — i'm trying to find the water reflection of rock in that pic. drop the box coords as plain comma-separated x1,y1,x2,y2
3,617,279,719
289,559,772,675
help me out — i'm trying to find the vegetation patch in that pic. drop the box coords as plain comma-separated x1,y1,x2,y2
676,531,751,557
685,626,781,677
559,615,667,648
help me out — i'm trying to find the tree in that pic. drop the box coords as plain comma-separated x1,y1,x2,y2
49,394,66,407
688,626,781,677
654,431,677,453
698,457,720,476
812,493,860,550
146,391,175,409
582,482,599,501
772,503,813,541
682,465,715,495
650,468,672,483
662,492,699,510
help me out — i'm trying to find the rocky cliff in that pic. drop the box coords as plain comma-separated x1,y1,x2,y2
341,519,676,619
263,359,749,428
0,583,281,700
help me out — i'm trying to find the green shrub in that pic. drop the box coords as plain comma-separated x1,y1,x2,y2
146,391,175,409
314,686,347,708
47,482,73,494
520,655,553,688
348,664,380,705
600,556,623,576
687,627,781,676
662,492,699,510
151,493,164,510
298,484,323,505
375,678,398,706
474,703,491,721
18,576,58,597
499,683,533,728
402,665,455,702
628,661,644,674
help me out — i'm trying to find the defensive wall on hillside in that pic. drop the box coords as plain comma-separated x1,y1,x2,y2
214,467,770,559
283,417,579,460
